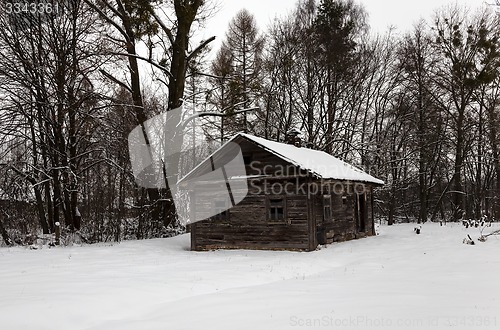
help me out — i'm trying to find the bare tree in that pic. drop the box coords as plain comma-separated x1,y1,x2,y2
85,0,215,228
0,0,107,234
398,22,442,223
313,0,368,154
432,6,499,220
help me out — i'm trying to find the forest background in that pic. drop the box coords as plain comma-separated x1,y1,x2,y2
0,0,499,245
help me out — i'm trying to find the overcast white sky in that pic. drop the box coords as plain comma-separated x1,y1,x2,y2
198,0,490,56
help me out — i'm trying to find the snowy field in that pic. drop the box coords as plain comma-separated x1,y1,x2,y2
1,223,499,330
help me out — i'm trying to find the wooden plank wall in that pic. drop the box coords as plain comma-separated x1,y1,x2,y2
191,178,312,251
315,183,375,244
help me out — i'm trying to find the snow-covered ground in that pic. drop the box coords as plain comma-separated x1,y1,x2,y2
1,223,499,330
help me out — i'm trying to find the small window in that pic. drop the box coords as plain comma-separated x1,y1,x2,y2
342,195,347,205
214,200,229,220
323,195,332,221
269,198,285,221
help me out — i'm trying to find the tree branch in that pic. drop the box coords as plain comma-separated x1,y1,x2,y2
187,36,216,63
109,52,173,78
99,69,132,93
82,0,130,43
149,8,175,45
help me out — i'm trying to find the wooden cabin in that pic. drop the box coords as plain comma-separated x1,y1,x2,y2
179,132,384,251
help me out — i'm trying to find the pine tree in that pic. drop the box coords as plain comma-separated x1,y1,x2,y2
221,9,265,134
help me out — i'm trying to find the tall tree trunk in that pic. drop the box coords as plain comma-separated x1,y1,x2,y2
487,102,500,219
417,104,428,224
475,104,484,220
452,110,465,220
0,212,13,246
306,61,314,146
496,165,500,220
28,109,50,234
163,0,207,227
325,67,334,154
34,187,50,234
117,3,164,228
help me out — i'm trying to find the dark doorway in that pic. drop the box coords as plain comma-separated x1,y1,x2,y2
356,193,367,232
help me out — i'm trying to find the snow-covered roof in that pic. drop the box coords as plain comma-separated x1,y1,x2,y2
237,133,383,185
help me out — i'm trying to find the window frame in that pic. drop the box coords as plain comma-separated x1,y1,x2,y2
266,196,288,224
323,194,332,221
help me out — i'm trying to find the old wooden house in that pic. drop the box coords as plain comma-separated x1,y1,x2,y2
179,132,384,251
